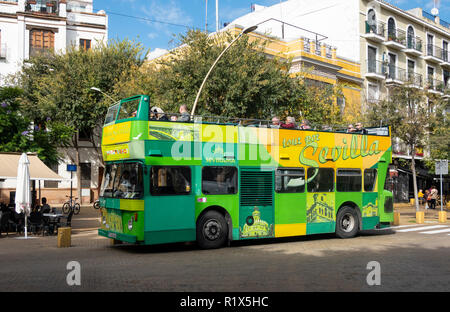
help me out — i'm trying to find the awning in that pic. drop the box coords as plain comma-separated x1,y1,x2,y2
0,153,64,181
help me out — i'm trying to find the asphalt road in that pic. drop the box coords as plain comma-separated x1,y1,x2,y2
0,207,449,292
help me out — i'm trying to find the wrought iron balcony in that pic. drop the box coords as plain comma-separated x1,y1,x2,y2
366,59,388,80
406,71,423,88
364,21,386,42
425,44,447,62
426,78,445,93
386,28,406,48
403,36,422,55
25,0,59,15
29,46,54,58
386,65,407,84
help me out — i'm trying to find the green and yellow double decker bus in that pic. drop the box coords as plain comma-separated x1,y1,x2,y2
98,95,394,249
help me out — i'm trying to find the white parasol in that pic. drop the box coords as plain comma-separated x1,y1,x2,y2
15,153,32,239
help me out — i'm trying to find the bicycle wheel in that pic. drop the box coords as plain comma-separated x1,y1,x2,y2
62,202,71,215
73,203,81,215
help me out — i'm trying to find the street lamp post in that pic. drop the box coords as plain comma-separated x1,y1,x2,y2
190,25,258,117
90,87,117,103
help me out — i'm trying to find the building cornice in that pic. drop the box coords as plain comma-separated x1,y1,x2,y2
0,12,16,19
17,11,67,22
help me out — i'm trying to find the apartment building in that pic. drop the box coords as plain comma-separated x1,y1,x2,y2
361,0,450,104
0,0,108,205
0,0,108,83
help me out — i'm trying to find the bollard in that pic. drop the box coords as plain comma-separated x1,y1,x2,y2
57,227,71,248
438,211,447,223
416,211,424,224
393,212,401,226
410,198,415,205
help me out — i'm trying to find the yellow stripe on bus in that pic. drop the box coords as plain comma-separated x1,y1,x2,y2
275,223,306,238
120,199,145,211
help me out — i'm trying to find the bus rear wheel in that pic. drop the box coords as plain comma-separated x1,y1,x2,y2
197,211,228,249
336,206,359,239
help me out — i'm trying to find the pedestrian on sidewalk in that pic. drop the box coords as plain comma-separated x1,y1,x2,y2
430,186,438,210
424,189,430,209
418,189,424,205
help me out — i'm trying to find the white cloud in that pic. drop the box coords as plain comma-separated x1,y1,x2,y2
147,48,169,60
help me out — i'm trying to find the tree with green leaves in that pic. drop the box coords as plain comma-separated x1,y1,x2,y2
365,84,446,211
14,39,147,202
113,30,344,127
0,87,73,165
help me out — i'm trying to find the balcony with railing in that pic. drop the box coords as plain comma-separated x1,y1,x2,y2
364,20,386,43
25,0,59,15
406,71,423,88
426,77,445,94
366,59,387,80
385,65,407,85
385,28,406,50
424,44,446,63
403,36,423,56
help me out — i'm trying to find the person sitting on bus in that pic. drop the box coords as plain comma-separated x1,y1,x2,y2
170,115,178,121
281,116,297,129
347,124,356,133
300,119,311,130
270,117,280,128
151,107,169,121
178,104,190,122
116,170,132,197
355,122,368,134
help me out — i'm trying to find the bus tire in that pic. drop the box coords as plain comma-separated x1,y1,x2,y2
335,206,359,239
197,210,228,249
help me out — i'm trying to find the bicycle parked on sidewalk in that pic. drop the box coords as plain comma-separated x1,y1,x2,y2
62,195,81,215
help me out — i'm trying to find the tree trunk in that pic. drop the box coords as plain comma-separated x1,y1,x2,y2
410,144,420,212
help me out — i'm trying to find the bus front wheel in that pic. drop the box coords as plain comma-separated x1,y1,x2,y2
197,211,228,249
336,206,359,239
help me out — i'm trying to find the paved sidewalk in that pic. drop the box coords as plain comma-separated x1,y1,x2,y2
394,202,450,225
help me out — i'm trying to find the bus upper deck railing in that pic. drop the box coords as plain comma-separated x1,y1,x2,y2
147,112,390,137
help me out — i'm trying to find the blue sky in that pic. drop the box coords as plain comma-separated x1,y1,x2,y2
93,0,450,54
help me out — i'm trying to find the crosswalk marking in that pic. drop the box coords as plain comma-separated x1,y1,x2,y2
419,228,450,234
378,224,423,230
396,225,448,233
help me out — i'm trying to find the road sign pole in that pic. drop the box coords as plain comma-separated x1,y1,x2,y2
440,170,443,212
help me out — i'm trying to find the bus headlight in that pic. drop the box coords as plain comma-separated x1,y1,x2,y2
128,218,133,230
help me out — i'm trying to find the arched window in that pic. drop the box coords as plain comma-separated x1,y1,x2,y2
407,26,415,49
387,18,396,40
367,9,377,33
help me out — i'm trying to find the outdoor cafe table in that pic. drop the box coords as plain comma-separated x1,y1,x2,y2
43,213,63,234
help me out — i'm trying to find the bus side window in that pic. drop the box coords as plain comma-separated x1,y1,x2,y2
151,166,191,195
275,168,305,193
202,166,237,195
307,168,334,193
364,169,378,192
336,169,362,192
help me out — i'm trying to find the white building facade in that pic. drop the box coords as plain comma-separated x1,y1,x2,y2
0,0,108,205
0,0,108,83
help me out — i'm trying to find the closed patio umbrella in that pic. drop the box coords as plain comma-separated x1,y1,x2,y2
15,153,31,239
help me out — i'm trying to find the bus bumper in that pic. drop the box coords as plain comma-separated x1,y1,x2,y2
98,229,137,244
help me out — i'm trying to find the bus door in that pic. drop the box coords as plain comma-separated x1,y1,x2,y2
239,168,275,239
147,166,196,244
273,168,307,238
362,168,379,229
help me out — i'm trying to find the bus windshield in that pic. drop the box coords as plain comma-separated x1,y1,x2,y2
104,102,121,125
100,162,143,199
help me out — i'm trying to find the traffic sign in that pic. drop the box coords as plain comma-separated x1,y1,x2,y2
67,164,77,172
435,160,448,175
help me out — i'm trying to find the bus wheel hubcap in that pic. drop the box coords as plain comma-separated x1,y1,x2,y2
342,214,355,232
204,220,221,241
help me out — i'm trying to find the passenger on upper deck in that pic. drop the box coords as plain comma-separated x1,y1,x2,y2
347,124,356,133
178,105,191,122
281,117,297,129
300,119,311,130
270,117,280,129
150,107,169,121
355,122,368,134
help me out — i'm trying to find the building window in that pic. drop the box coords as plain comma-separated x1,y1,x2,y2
275,168,305,193
407,26,415,49
80,163,91,188
30,29,54,57
44,163,59,188
387,18,396,40
368,83,379,103
80,39,91,51
427,34,434,56
202,166,237,195
78,127,92,141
